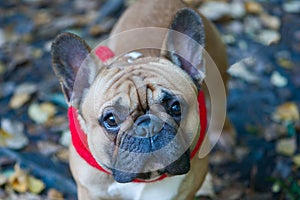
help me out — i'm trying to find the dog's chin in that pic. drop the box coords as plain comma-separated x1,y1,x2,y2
111,151,190,183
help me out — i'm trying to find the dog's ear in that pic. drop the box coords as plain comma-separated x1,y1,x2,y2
51,32,97,105
162,8,205,86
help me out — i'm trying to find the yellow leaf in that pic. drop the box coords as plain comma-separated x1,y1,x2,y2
40,102,57,118
273,102,300,122
9,93,31,109
276,137,297,156
8,164,28,193
0,129,10,147
28,176,45,194
293,154,300,168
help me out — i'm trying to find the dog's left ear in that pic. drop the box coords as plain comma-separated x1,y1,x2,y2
162,8,205,86
51,32,98,106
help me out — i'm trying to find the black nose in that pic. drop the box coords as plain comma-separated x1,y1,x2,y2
134,114,164,137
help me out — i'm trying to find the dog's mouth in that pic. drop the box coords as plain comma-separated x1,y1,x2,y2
111,150,190,183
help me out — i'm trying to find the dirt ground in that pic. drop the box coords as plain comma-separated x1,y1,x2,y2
0,0,299,199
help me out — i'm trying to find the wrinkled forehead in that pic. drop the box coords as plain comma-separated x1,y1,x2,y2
87,57,198,110
100,57,196,91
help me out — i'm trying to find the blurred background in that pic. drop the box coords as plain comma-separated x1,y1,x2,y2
0,0,299,199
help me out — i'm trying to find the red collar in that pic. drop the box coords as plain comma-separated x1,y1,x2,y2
68,46,207,183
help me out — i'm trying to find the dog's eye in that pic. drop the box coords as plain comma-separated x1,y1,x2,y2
105,113,117,127
169,101,181,117
104,113,118,127
99,112,120,131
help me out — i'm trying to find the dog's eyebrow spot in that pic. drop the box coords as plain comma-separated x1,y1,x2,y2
160,90,175,102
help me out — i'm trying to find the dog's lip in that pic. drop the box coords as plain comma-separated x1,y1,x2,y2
111,169,153,183
108,151,190,183
109,167,187,183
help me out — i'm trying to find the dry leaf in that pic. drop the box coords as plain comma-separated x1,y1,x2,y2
28,176,45,194
276,137,297,156
37,141,62,156
8,164,28,193
28,102,57,124
9,93,31,109
47,188,64,200
260,14,281,30
270,71,288,87
40,102,57,118
273,102,300,122
9,83,37,109
0,119,29,150
0,128,12,146
245,1,263,14
7,164,45,195
292,154,300,168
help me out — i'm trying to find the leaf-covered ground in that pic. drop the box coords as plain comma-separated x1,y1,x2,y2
0,0,299,199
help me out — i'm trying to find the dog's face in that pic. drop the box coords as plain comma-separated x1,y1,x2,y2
51,9,206,183
82,57,200,182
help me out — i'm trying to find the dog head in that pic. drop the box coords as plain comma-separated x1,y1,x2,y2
51,8,206,183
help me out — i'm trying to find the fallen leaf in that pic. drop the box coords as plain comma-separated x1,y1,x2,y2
9,93,31,109
270,71,288,88
245,1,263,14
9,83,37,109
272,102,300,122
292,154,300,168
0,129,12,147
277,58,294,69
0,119,29,150
276,137,297,156
33,11,52,26
28,176,45,194
28,102,57,124
199,1,245,21
8,164,28,193
228,57,259,83
40,102,57,118
45,116,68,128
47,188,64,200
7,164,46,195
32,48,43,59
272,182,281,193
257,30,281,45
283,1,300,13
37,141,62,156
260,14,281,30
15,83,38,95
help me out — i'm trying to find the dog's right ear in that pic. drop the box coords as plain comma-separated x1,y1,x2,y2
51,32,97,105
162,8,206,87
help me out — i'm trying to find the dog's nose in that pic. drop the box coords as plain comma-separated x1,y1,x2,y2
134,114,164,137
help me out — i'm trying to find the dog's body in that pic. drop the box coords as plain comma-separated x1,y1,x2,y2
51,0,234,199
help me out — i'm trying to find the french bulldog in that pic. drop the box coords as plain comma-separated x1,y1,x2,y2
51,0,235,199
